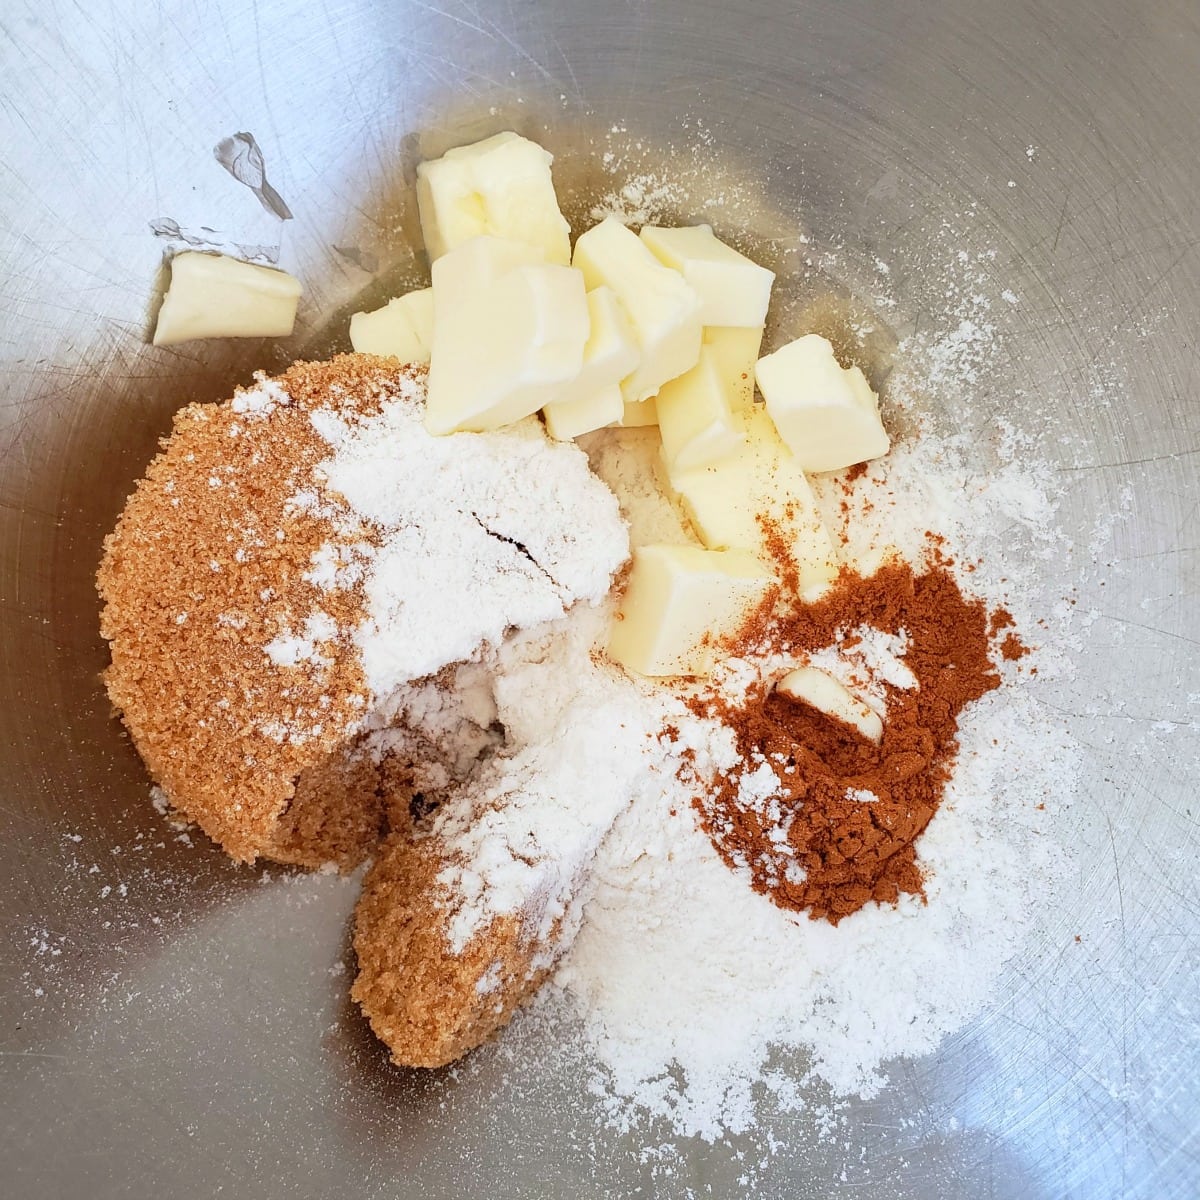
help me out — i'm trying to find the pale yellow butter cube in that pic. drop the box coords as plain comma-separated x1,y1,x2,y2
543,383,624,441
619,397,659,427
426,240,588,435
349,287,434,362
656,344,747,474
416,132,571,264
573,217,703,404
703,325,763,412
668,410,838,598
640,224,774,327
542,287,640,439
153,252,301,346
756,333,889,473
776,666,882,743
607,544,778,678
432,233,545,294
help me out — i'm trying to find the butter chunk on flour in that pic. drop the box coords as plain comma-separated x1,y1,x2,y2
608,544,778,678
756,333,889,473
776,665,883,743
667,409,838,598
655,344,747,474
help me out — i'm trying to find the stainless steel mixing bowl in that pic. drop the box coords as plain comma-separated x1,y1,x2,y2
2,1,1198,1195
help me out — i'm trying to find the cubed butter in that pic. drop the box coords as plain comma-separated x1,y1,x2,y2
703,325,763,412
640,224,774,327
425,238,588,435
667,410,838,598
542,286,640,439
432,233,545,292
152,252,301,346
416,131,571,265
572,217,703,404
543,383,624,441
349,287,434,362
776,666,883,743
755,333,889,473
656,344,747,474
607,544,778,678
619,397,659,427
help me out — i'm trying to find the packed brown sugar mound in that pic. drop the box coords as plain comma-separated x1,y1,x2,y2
97,349,633,1067
97,354,413,868
352,828,559,1068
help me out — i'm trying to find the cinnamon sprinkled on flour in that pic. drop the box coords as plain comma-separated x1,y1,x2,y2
691,561,1004,923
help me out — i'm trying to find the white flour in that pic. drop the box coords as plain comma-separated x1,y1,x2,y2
589,172,686,227
279,339,1078,1143
303,384,628,696
326,368,1077,1143
432,687,663,966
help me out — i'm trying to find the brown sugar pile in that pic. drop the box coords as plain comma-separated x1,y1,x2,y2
97,351,626,1070
352,824,563,1069
97,354,420,868
692,561,1009,923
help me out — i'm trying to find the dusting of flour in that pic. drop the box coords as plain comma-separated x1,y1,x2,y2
545,417,1077,1140
297,248,1081,1143
303,388,627,696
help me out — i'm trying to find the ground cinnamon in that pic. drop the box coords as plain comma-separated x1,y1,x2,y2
691,561,1008,923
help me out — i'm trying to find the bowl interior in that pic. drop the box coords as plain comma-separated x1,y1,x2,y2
1,1,1198,1196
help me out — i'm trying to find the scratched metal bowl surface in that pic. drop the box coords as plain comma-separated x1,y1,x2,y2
1,1,1198,1196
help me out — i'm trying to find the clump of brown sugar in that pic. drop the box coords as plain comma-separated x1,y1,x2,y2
97,354,422,867
352,824,565,1069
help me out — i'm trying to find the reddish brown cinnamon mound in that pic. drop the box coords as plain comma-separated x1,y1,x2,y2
97,354,419,867
352,828,557,1068
692,562,1002,923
